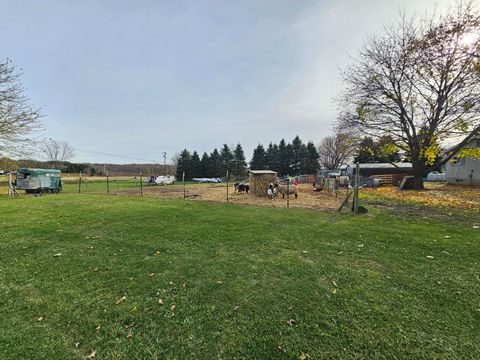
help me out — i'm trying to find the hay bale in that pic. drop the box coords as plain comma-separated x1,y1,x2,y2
249,170,278,196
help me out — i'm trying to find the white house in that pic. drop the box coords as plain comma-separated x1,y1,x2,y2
445,136,480,185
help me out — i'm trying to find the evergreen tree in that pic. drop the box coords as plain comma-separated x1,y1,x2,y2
232,143,247,179
200,152,210,177
285,143,294,175
209,148,222,177
303,141,320,174
265,142,280,172
176,149,192,180
290,136,308,175
190,151,201,178
249,144,267,170
278,139,290,176
220,144,234,177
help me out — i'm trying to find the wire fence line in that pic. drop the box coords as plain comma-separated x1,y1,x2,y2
2,171,358,212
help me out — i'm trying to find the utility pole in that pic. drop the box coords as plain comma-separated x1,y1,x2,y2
162,152,167,175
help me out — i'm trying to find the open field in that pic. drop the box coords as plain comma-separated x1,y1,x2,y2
0,193,479,359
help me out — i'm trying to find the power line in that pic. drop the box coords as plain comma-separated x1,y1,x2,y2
74,148,158,163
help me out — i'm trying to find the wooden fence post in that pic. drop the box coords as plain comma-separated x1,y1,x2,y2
226,170,229,203
140,172,143,196
183,172,186,199
354,162,360,214
78,171,82,194
287,175,290,208
106,171,110,195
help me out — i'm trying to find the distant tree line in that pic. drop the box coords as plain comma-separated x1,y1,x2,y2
250,136,319,176
176,144,247,180
176,136,320,181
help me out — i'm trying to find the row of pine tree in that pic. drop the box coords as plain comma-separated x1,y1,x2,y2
176,136,319,180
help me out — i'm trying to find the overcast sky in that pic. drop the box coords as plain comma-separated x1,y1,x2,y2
1,0,453,163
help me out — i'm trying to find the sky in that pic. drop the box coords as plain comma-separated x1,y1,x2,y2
1,0,454,164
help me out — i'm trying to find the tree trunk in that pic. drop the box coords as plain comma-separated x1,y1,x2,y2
411,160,426,190
412,175,424,190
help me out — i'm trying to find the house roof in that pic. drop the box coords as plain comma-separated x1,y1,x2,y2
348,162,412,169
442,135,480,155
249,170,278,175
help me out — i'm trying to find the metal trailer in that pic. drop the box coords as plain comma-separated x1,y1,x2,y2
15,168,62,194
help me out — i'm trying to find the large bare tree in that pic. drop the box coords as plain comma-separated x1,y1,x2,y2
42,139,74,165
0,59,42,156
318,132,357,170
337,2,480,189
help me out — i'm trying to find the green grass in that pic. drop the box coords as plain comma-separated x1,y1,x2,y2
0,194,479,359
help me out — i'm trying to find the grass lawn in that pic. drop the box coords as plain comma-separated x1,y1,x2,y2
0,194,479,359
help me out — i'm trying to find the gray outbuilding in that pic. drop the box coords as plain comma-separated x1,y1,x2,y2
445,136,480,186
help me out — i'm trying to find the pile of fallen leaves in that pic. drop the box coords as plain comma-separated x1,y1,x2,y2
364,183,480,210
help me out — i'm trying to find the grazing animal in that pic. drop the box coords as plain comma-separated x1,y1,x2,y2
234,183,250,194
312,182,323,192
274,184,298,199
267,183,276,198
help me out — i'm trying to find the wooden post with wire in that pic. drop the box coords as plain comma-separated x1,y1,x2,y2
78,171,82,194
286,175,290,208
106,171,110,195
226,170,229,203
183,172,186,199
353,162,360,214
140,172,143,196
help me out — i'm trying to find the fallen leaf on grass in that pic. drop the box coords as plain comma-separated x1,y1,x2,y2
74,342,80,348
53,253,62,257
158,299,164,305
426,256,434,259
149,273,155,277
300,352,310,360
332,280,338,287
154,250,161,256
127,332,133,338
170,304,176,311
473,226,479,229
286,319,297,326
37,316,43,322
115,296,127,304
444,236,451,239
86,350,96,359
234,305,240,311
130,305,138,313
331,288,337,294
95,325,101,331
124,322,135,330
287,304,293,311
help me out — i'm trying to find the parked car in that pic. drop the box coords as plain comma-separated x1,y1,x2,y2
426,171,446,182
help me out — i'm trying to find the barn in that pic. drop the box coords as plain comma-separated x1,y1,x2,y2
249,170,278,196
445,136,480,186
346,163,413,186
